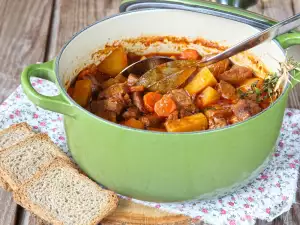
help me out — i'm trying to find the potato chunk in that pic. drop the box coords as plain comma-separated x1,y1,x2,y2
184,67,217,95
197,87,220,108
98,47,128,77
72,80,92,107
165,113,208,132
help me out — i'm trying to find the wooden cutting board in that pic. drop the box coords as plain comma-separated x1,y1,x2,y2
101,199,191,225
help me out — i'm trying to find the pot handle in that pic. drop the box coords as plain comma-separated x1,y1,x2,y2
21,60,76,117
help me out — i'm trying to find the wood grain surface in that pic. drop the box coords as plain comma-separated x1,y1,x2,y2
0,0,299,225
0,1,53,225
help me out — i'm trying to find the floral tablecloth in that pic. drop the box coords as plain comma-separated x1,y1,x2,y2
0,78,299,225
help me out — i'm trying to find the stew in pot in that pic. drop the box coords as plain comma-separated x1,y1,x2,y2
67,46,281,132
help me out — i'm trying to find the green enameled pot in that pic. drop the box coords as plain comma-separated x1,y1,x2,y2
21,0,300,202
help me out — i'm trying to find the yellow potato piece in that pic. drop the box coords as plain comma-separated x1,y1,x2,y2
165,113,208,132
199,86,220,108
98,47,128,77
184,67,217,95
72,80,92,107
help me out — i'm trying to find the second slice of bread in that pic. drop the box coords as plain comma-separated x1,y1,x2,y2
0,122,34,151
0,133,72,190
14,159,118,225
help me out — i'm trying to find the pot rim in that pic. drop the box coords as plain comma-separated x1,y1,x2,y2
55,8,289,135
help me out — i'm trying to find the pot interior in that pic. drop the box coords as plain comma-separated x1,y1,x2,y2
57,9,286,90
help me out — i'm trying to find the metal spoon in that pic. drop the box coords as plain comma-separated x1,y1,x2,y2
121,13,300,79
120,56,174,77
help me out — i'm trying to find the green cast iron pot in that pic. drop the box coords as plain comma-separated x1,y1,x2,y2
20,1,300,202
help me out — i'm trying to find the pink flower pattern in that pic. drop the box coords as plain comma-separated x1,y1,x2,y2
0,78,299,225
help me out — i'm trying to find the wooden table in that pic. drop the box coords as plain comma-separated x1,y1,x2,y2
0,0,299,224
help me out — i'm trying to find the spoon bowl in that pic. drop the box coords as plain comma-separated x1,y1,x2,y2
120,56,174,77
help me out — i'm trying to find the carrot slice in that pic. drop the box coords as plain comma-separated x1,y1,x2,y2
179,49,200,60
154,96,177,117
129,85,145,92
143,92,162,112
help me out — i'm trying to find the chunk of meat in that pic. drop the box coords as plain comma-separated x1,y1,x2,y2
140,114,163,127
167,110,179,121
179,109,194,118
204,108,233,119
123,93,132,105
122,106,140,120
168,89,196,112
208,117,227,129
98,83,128,99
127,74,139,86
82,75,100,97
132,92,147,113
229,115,239,124
217,80,237,101
103,97,126,114
90,101,117,122
92,94,128,115
232,99,262,121
218,65,253,85
207,59,231,78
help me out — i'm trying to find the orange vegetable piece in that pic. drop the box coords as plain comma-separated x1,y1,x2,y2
143,92,162,112
129,85,145,92
154,96,177,117
184,67,217,95
197,87,220,108
123,118,144,129
98,47,128,77
165,113,208,132
72,80,92,107
179,49,200,60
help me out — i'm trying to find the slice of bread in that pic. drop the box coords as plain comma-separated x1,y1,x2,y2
14,159,118,225
0,133,72,190
0,122,34,151
0,122,35,191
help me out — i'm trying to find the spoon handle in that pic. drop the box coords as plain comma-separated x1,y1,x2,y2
197,13,300,67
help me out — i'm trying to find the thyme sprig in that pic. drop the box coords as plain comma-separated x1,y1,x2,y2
238,56,300,103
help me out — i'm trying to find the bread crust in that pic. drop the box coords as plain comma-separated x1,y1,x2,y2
0,122,34,191
0,133,73,190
